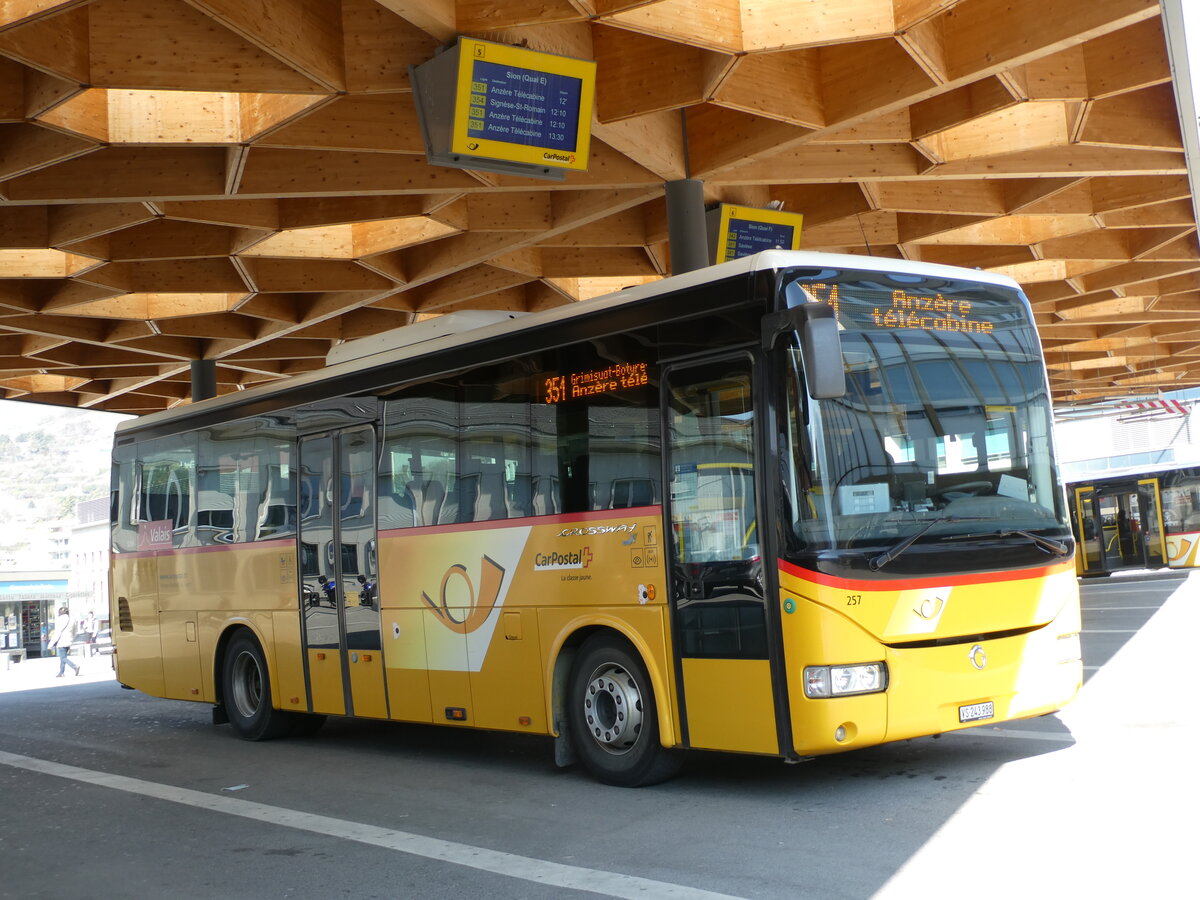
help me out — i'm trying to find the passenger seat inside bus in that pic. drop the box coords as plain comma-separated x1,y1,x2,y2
473,463,510,521
406,471,445,526
532,476,559,516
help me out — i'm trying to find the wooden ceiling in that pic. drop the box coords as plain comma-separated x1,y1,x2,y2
0,0,1193,414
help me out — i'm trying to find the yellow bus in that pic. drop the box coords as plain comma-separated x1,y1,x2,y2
109,250,1082,786
1069,464,1200,575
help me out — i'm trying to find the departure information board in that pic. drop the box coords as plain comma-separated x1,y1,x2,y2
467,60,581,152
451,39,596,172
714,205,804,263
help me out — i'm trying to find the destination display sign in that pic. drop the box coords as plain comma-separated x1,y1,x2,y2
543,362,650,404
795,281,1019,335
452,39,596,172
714,205,804,263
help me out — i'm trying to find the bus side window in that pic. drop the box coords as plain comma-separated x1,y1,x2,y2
255,438,296,540
136,436,195,547
377,448,416,530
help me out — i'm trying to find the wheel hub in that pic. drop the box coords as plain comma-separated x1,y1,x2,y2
230,650,263,718
582,663,644,755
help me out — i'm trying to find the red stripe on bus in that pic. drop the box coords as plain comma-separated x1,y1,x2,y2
777,558,1074,591
380,505,662,539
119,537,295,559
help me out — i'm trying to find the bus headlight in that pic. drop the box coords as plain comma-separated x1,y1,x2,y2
804,662,888,698
1057,632,1081,663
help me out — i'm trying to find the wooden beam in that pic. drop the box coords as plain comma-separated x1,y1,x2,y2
739,0,895,52
1077,84,1183,151
84,258,249,293
0,3,87,81
105,219,234,261
236,148,481,197
870,180,1006,215
184,0,346,92
1089,174,1191,213
0,121,97,181
938,0,1160,83
716,142,925,183
89,0,326,93
257,94,424,153
157,198,279,229
342,0,440,93
593,24,715,122
909,77,1019,140
369,0,455,42
590,110,688,181
1082,16,1170,98
820,38,936,125
4,147,227,201
928,146,1185,179
712,49,824,128
604,0,742,54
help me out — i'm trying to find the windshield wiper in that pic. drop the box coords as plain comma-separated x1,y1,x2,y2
868,516,991,571
945,529,1069,557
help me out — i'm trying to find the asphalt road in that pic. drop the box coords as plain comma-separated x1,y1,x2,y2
0,572,1193,900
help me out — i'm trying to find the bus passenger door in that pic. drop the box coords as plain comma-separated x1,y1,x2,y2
298,427,387,719
662,356,780,755
1137,478,1166,569
1074,487,1102,574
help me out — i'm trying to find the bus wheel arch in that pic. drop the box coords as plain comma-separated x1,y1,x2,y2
565,630,683,787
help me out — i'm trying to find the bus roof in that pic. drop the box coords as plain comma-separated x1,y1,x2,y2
116,250,1024,438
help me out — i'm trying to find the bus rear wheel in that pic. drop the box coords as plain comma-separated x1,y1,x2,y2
567,634,682,787
222,631,292,741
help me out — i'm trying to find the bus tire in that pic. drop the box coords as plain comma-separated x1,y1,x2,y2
222,631,291,741
567,634,682,787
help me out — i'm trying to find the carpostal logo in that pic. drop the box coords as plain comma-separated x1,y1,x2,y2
534,547,593,571
543,151,576,164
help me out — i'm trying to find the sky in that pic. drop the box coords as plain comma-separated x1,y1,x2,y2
0,400,129,438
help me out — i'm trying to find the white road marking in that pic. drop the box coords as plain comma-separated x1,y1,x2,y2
0,750,744,900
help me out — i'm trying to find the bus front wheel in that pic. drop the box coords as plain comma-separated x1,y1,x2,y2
567,634,682,787
222,631,292,741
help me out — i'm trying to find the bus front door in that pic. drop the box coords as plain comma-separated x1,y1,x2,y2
663,356,781,756
297,427,388,719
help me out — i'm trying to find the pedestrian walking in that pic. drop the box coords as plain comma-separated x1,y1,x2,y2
48,606,81,677
82,610,98,655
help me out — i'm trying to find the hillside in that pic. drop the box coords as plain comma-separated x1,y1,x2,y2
0,404,127,557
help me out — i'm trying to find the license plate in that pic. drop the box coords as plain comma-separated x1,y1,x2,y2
959,701,994,723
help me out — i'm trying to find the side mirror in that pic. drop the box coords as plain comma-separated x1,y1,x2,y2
762,290,846,399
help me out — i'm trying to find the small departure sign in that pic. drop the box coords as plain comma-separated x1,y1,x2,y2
712,205,804,263
412,38,596,179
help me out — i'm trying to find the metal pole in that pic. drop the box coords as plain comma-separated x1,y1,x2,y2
664,178,709,275
190,359,217,402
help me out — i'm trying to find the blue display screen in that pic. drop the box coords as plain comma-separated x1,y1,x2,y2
723,219,796,259
467,59,582,152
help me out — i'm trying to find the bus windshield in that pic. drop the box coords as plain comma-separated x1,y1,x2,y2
781,269,1070,558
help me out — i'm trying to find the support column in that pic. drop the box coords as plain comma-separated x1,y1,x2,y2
190,359,217,402
664,178,709,275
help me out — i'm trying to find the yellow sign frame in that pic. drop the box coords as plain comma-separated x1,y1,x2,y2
715,205,804,263
451,38,596,172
